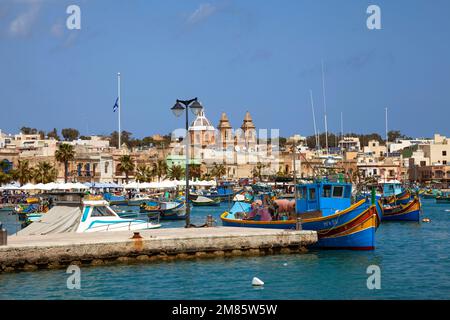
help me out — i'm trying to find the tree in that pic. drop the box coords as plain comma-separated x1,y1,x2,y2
11,160,33,186
135,164,154,182
61,128,80,141
210,162,226,182
152,159,168,182
388,130,411,142
33,161,57,183
110,131,134,148
189,164,202,180
55,143,75,183
47,128,60,140
20,127,37,134
251,162,267,181
168,165,185,180
117,155,135,183
0,169,13,185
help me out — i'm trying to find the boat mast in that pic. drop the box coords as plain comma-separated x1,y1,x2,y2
118,72,122,150
309,90,320,153
321,60,329,155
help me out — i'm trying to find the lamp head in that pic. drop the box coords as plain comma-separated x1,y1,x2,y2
189,99,203,116
171,101,185,117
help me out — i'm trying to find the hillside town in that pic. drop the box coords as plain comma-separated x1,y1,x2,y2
0,109,448,188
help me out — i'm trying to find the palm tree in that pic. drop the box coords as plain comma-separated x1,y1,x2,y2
210,162,226,183
135,164,154,182
11,160,33,186
33,161,57,184
251,162,267,181
167,165,185,180
118,155,135,183
152,159,168,182
189,164,202,180
0,171,12,185
55,143,75,183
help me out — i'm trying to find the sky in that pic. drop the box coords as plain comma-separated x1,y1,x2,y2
0,0,449,139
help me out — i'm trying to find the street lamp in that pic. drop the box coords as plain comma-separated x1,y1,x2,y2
171,97,203,227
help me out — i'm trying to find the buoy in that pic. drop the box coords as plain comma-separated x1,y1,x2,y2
422,218,431,223
283,263,288,266
252,277,264,286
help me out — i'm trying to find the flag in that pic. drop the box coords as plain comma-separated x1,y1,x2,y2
113,97,119,112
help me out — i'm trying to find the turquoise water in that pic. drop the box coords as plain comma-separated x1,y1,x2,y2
1,199,449,299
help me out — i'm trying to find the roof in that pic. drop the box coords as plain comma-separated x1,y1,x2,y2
189,110,215,131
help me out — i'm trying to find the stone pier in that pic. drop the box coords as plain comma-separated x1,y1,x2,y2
0,227,317,272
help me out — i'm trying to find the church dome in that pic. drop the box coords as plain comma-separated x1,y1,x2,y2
189,110,215,131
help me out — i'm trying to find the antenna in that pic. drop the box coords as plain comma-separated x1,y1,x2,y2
310,90,319,151
321,60,329,154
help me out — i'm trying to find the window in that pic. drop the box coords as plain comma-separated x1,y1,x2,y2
420,161,426,167
443,151,447,156
105,162,109,174
308,188,316,200
322,185,332,197
91,206,115,217
332,186,344,198
443,160,447,165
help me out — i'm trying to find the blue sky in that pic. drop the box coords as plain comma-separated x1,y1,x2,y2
0,0,449,139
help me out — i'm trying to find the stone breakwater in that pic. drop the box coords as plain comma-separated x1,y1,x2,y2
0,227,317,272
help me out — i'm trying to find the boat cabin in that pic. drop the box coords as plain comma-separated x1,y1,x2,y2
382,182,403,197
295,182,352,217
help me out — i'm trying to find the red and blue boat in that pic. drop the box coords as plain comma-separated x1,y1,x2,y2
221,181,380,250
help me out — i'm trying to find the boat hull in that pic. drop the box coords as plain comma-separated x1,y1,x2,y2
221,199,378,250
382,197,421,222
142,202,188,220
192,200,221,207
436,197,450,203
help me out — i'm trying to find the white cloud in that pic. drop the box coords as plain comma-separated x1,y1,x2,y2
187,3,217,25
8,0,41,37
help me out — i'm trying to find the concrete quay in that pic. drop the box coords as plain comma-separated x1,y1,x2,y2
0,227,317,272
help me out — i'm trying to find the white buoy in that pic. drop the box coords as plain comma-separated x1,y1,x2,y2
252,277,264,286
283,263,288,266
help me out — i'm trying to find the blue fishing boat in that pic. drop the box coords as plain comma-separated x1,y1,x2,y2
103,193,127,205
221,181,380,250
139,201,188,220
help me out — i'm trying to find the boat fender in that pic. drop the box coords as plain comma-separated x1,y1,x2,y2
422,218,431,223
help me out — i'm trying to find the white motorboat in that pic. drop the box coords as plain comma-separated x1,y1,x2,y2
77,198,161,232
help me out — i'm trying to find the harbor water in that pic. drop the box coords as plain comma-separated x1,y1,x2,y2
0,199,449,299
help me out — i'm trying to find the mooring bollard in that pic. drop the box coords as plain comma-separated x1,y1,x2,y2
296,217,302,230
0,224,7,246
206,215,214,227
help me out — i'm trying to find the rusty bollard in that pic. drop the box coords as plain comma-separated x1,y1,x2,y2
0,224,7,246
131,232,143,239
206,215,214,227
296,217,302,231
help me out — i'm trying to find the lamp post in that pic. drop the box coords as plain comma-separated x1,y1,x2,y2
171,97,203,227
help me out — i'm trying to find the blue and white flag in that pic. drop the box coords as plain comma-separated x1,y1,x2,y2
113,97,119,112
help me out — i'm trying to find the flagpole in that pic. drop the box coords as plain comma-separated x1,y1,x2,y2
118,72,121,150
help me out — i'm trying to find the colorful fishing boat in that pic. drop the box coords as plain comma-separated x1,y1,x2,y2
128,193,157,206
192,196,221,206
139,201,188,220
384,189,412,206
436,194,450,203
103,193,127,205
221,181,380,250
381,196,421,221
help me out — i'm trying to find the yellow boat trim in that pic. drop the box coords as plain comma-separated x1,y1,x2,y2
324,214,377,238
220,199,370,225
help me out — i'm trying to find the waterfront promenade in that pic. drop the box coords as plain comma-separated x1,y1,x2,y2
0,227,317,273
